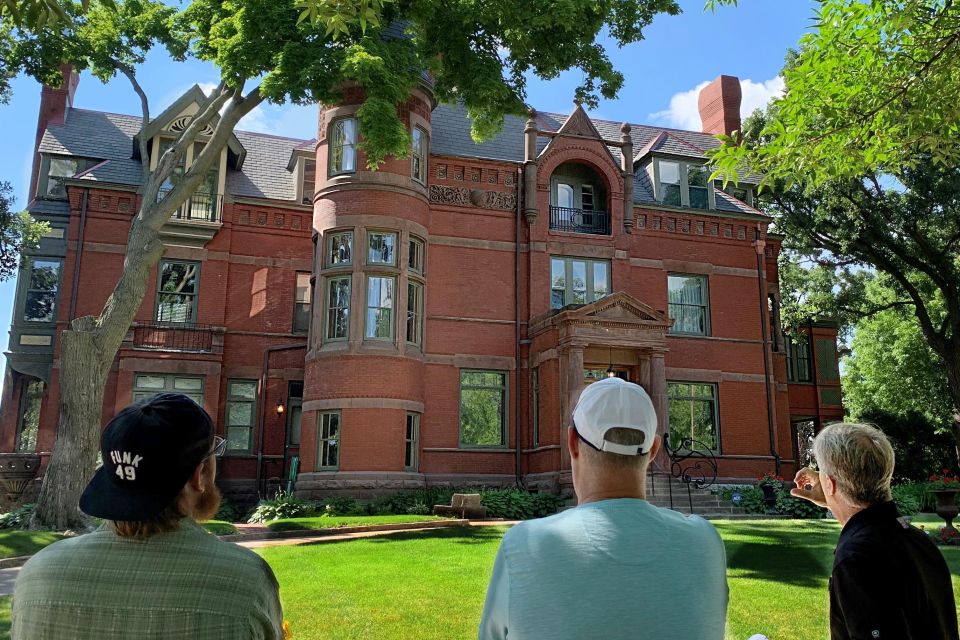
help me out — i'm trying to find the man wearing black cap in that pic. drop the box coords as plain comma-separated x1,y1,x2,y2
11,393,285,639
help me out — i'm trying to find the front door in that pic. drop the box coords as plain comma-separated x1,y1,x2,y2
584,367,629,385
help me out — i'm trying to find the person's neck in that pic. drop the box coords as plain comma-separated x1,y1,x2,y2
576,478,647,505
832,500,867,527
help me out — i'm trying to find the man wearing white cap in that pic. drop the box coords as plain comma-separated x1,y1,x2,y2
478,377,728,640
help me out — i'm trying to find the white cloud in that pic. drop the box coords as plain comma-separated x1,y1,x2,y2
648,76,784,131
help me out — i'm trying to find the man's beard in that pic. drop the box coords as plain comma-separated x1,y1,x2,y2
192,484,222,522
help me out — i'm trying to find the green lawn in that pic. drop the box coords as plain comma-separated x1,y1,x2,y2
201,520,239,535
265,515,445,533
0,531,63,559
1,519,958,640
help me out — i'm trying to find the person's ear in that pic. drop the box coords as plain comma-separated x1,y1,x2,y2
823,473,837,498
648,434,662,459
188,460,207,493
567,426,580,459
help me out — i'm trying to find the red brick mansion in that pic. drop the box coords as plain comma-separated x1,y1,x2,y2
0,69,843,501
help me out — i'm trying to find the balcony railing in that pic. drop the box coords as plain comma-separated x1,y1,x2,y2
158,188,223,223
133,322,214,352
549,206,610,235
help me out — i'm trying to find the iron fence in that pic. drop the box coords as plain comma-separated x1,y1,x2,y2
133,322,214,352
548,206,610,235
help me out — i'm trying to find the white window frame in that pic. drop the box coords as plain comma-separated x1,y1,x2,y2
328,117,357,176
667,273,711,336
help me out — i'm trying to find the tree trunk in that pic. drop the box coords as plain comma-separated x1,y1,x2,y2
944,354,960,470
30,318,108,531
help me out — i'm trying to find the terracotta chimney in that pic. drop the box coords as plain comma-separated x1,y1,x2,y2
698,75,741,136
29,64,80,200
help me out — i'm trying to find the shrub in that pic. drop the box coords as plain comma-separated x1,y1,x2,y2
480,489,565,520
247,491,319,523
728,487,767,515
0,503,35,529
214,498,245,523
405,502,430,515
892,482,933,513
775,492,827,519
324,496,360,516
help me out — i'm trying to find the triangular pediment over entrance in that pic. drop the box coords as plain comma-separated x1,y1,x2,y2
568,291,670,326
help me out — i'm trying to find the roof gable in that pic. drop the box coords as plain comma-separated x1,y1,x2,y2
555,103,605,140
134,85,246,169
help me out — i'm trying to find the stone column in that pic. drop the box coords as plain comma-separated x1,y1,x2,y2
639,355,651,393
560,343,586,471
649,351,670,471
523,112,539,225
620,123,634,233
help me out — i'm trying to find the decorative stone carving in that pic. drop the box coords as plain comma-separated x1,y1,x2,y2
429,185,471,206
436,164,447,179
430,185,516,211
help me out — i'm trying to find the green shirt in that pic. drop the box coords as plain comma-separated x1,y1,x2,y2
12,519,284,640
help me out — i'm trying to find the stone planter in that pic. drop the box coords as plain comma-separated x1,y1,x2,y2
0,454,40,508
932,489,960,535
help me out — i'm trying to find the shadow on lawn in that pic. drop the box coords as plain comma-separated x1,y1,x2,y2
365,526,506,546
718,522,837,588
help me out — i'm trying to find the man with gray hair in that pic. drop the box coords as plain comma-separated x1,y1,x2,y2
478,377,728,640
792,422,958,639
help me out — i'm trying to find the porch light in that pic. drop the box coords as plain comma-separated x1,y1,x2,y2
276,399,285,415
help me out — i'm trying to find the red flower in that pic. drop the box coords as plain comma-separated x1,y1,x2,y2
931,475,939,481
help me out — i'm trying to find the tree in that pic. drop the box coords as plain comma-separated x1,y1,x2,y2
710,0,960,186
0,181,48,280
732,97,960,463
5,0,681,530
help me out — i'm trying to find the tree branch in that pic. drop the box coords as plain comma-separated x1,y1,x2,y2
116,62,151,183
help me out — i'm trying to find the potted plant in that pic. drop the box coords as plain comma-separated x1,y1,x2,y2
757,474,783,514
927,470,960,534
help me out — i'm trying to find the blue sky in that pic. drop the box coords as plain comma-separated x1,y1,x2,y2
0,0,817,389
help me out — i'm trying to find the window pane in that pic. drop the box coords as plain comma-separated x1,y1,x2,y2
461,371,504,387
592,262,609,299
662,184,681,206
331,119,357,174
329,232,353,266
365,276,394,339
296,273,312,304
368,232,396,264
659,161,680,185
326,277,350,340
689,186,709,210
687,164,710,187
409,238,424,272
24,260,61,323
460,387,504,446
556,183,574,208
174,377,202,391
157,261,198,323
227,426,251,451
581,185,595,211
302,159,316,205
45,158,79,198
406,282,422,345
29,261,60,291
24,292,57,323
136,375,166,390
16,380,43,453
229,381,257,399
228,402,253,427
571,260,587,305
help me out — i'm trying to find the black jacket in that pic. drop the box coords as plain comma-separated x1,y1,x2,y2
830,501,959,640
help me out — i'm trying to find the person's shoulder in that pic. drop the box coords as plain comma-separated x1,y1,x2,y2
499,507,579,548
193,528,277,581
652,505,723,542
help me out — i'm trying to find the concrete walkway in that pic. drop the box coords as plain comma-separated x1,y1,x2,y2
237,519,519,550
0,567,21,596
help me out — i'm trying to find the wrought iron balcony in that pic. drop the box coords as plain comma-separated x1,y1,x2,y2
158,188,223,223
133,322,214,352
549,206,610,235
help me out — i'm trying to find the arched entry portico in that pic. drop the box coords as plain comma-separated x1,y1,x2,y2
528,292,673,484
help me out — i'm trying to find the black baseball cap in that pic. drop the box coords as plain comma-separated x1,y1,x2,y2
79,393,215,521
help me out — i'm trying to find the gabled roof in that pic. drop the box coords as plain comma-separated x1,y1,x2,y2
133,85,246,169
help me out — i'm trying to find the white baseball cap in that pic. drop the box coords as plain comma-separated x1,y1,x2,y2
572,377,658,455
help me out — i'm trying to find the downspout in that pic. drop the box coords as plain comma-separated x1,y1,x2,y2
514,165,524,489
754,226,781,476
809,317,822,430
68,188,90,321
255,342,307,497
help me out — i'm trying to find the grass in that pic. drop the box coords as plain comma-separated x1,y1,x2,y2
200,520,238,535
1,518,958,640
265,515,445,533
0,531,63,559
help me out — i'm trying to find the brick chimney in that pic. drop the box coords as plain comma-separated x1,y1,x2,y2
698,75,741,136
29,64,80,200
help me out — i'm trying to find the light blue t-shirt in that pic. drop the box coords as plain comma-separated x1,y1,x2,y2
478,498,728,640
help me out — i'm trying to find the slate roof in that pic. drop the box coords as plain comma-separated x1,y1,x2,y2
34,100,761,215
37,108,308,203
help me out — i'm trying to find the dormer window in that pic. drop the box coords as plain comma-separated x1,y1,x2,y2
549,162,609,235
329,118,357,176
302,159,316,205
655,159,715,210
152,138,224,222
716,181,754,207
38,155,96,200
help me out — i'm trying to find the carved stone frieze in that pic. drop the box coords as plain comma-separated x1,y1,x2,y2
430,185,516,211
